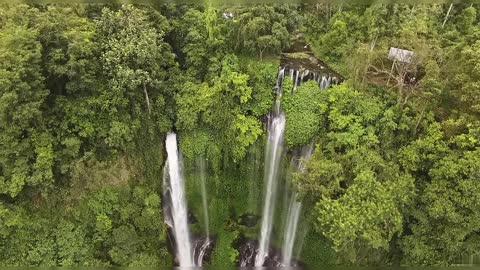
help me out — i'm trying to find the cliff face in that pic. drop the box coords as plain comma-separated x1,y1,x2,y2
281,37,344,84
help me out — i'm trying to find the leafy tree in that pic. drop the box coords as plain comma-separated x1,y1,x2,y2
173,6,228,81
33,5,114,177
176,54,262,164
54,221,94,265
232,5,299,60
0,18,53,198
294,84,415,264
97,5,176,148
239,57,276,117
80,185,169,266
0,206,95,266
400,120,480,265
446,39,480,115
283,80,325,148
1,3,480,268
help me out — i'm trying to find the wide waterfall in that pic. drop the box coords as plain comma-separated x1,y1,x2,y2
286,67,335,93
163,133,194,267
255,68,287,266
282,144,314,266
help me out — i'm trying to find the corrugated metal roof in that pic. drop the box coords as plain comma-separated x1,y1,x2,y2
388,47,414,63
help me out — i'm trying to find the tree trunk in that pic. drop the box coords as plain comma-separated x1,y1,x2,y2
442,4,453,28
143,81,151,114
386,60,396,86
235,29,242,51
370,33,378,51
413,105,426,136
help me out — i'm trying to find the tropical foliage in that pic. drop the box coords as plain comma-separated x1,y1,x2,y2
1,3,479,267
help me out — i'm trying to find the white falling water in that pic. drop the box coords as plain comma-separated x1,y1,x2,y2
194,238,213,266
293,70,299,92
164,133,194,267
197,157,210,239
279,66,335,93
253,66,333,267
255,69,286,267
282,144,313,266
276,67,285,90
282,199,302,265
255,113,286,266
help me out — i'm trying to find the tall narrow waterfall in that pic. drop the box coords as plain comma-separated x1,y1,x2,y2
197,157,210,238
255,68,286,266
164,133,194,267
282,144,313,265
282,199,302,265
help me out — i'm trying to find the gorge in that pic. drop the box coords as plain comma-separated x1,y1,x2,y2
162,49,340,267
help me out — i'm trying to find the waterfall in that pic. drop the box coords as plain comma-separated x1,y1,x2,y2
255,68,286,267
197,157,210,238
164,133,194,267
282,199,302,265
280,66,336,93
193,237,213,266
196,239,212,266
281,144,313,266
276,67,285,90
293,71,299,92
249,65,335,267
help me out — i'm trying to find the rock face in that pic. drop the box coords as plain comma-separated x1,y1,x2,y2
238,213,260,227
192,236,215,266
236,236,304,268
281,35,344,86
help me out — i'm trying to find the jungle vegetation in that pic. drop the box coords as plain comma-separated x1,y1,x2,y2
0,3,479,267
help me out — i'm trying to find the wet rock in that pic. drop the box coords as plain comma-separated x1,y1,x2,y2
192,235,216,266
235,236,304,268
187,211,197,224
281,33,343,84
235,237,258,267
238,213,259,227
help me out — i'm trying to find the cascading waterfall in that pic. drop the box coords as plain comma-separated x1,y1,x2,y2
163,133,194,267
254,65,335,267
197,157,210,238
255,68,286,266
280,66,338,93
281,144,313,266
256,113,286,266
193,237,214,267
282,200,302,265
293,70,299,92
295,223,309,260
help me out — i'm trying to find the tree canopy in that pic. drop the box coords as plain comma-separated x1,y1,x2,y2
1,3,479,267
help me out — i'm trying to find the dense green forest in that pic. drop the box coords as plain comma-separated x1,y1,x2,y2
1,3,479,267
